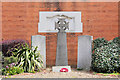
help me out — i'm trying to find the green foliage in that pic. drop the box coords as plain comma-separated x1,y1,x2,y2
15,67,24,74
2,39,29,57
77,68,83,71
0,51,3,69
92,41,120,73
93,72,120,76
113,36,120,47
92,38,108,51
4,56,18,68
0,51,2,57
2,63,24,75
12,43,43,72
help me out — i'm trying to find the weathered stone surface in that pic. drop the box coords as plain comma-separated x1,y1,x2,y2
52,66,71,72
55,18,68,66
31,35,46,68
77,35,92,71
56,32,68,66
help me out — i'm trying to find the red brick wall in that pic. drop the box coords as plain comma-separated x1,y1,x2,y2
2,2,119,67
118,1,120,36
0,2,2,42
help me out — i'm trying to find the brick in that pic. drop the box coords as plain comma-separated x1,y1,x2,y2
2,2,119,67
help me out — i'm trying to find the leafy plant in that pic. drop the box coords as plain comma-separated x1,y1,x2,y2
112,36,120,47
4,56,18,68
2,63,24,75
92,42,120,73
15,67,24,74
0,51,2,74
11,43,43,72
92,38,108,51
1,39,29,57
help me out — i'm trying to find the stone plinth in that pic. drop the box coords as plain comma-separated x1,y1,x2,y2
52,66,71,72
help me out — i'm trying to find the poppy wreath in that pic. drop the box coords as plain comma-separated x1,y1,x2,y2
60,68,68,72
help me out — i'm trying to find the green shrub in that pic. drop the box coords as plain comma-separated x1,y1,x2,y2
113,36,120,47
92,38,108,51
4,56,18,68
11,43,43,72
0,51,2,56
2,63,24,75
92,42,120,73
0,51,2,74
15,67,24,74
2,39,29,57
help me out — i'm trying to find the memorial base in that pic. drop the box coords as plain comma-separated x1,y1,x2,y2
52,66,71,72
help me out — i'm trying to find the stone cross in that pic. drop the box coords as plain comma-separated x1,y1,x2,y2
55,18,69,66
55,18,69,32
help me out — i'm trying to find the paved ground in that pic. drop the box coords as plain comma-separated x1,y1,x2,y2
0,68,119,78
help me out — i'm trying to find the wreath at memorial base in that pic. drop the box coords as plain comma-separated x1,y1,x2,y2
60,68,68,72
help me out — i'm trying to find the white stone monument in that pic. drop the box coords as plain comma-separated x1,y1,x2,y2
31,35,46,68
77,35,93,71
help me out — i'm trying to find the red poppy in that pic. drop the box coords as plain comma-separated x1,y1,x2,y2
60,68,68,72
